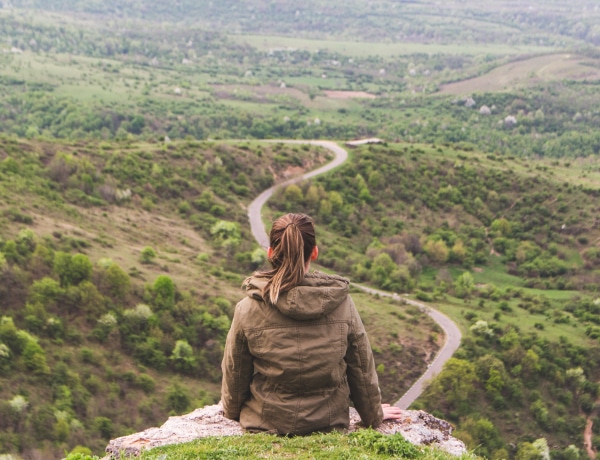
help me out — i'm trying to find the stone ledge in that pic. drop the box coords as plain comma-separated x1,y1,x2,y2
105,404,466,458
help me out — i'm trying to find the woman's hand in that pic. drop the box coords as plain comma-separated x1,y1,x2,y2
382,403,403,420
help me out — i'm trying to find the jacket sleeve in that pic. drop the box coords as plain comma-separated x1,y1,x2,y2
344,297,384,427
221,302,254,421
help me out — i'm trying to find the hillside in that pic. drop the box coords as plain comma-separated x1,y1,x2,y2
0,137,440,458
1,0,600,458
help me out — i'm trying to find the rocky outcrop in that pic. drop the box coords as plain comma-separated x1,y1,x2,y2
105,404,466,458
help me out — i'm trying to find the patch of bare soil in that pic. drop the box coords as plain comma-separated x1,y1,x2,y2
323,90,377,99
584,394,599,459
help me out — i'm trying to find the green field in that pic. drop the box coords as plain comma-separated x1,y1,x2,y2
230,34,556,57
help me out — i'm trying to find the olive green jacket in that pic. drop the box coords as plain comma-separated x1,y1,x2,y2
221,271,383,435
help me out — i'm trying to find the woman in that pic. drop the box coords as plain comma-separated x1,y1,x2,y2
221,213,402,435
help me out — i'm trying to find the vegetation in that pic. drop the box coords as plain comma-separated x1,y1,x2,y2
0,136,437,458
267,142,600,456
63,429,474,460
0,0,599,458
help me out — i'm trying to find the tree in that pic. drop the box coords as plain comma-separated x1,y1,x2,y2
94,416,113,439
454,272,474,298
490,218,512,237
152,275,176,311
29,277,63,306
170,340,196,373
423,239,449,264
99,262,131,301
422,358,478,413
166,382,190,413
515,442,543,460
210,220,241,256
54,252,92,287
21,333,50,375
283,184,303,206
450,239,467,264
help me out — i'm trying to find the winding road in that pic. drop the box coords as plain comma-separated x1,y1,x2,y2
246,140,462,410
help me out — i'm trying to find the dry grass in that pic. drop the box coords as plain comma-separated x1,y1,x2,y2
323,90,377,99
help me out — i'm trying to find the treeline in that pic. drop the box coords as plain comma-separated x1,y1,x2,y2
0,87,370,142
10,0,600,46
5,82,600,160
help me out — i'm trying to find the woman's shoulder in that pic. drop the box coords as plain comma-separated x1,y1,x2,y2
303,271,349,285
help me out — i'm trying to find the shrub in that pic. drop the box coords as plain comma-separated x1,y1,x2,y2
152,275,176,311
166,382,191,414
94,416,113,439
140,246,157,264
54,252,92,286
138,374,156,393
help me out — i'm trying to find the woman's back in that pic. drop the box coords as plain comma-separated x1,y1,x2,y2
221,213,396,435
222,272,383,435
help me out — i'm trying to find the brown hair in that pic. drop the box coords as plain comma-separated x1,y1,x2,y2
256,213,316,304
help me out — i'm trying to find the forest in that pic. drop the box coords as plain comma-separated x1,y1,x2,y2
0,0,599,459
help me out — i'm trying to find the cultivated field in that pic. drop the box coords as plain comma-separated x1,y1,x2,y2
440,53,600,94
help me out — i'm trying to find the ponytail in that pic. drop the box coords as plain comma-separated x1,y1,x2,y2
256,213,316,304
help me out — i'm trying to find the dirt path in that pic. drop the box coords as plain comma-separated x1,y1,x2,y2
584,395,599,460
246,139,462,409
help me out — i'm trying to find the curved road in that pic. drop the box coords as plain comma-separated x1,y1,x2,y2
246,140,462,410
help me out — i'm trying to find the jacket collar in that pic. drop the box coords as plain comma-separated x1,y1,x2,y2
244,271,349,320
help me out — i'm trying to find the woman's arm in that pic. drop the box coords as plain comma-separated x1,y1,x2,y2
221,303,254,420
344,297,384,427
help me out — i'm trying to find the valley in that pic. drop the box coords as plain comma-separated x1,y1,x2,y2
0,1,599,458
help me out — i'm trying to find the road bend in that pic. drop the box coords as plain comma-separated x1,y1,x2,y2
246,139,462,410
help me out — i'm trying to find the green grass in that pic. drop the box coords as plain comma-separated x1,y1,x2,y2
130,430,472,460
231,34,555,57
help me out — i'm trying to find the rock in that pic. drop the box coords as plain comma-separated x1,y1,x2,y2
105,404,466,458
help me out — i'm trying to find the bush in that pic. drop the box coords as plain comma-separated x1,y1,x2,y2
138,374,156,393
140,246,157,264
166,383,191,413
152,275,176,311
94,416,113,439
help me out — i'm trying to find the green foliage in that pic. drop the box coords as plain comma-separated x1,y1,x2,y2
140,246,157,264
99,262,131,302
170,339,196,373
21,334,50,375
151,275,176,311
210,220,242,255
166,382,191,414
54,252,93,287
454,272,475,298
421,358,478,416
93,416,113,440
349,429,421,458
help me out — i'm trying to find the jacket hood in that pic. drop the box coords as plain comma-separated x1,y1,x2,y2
244,271,350,320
